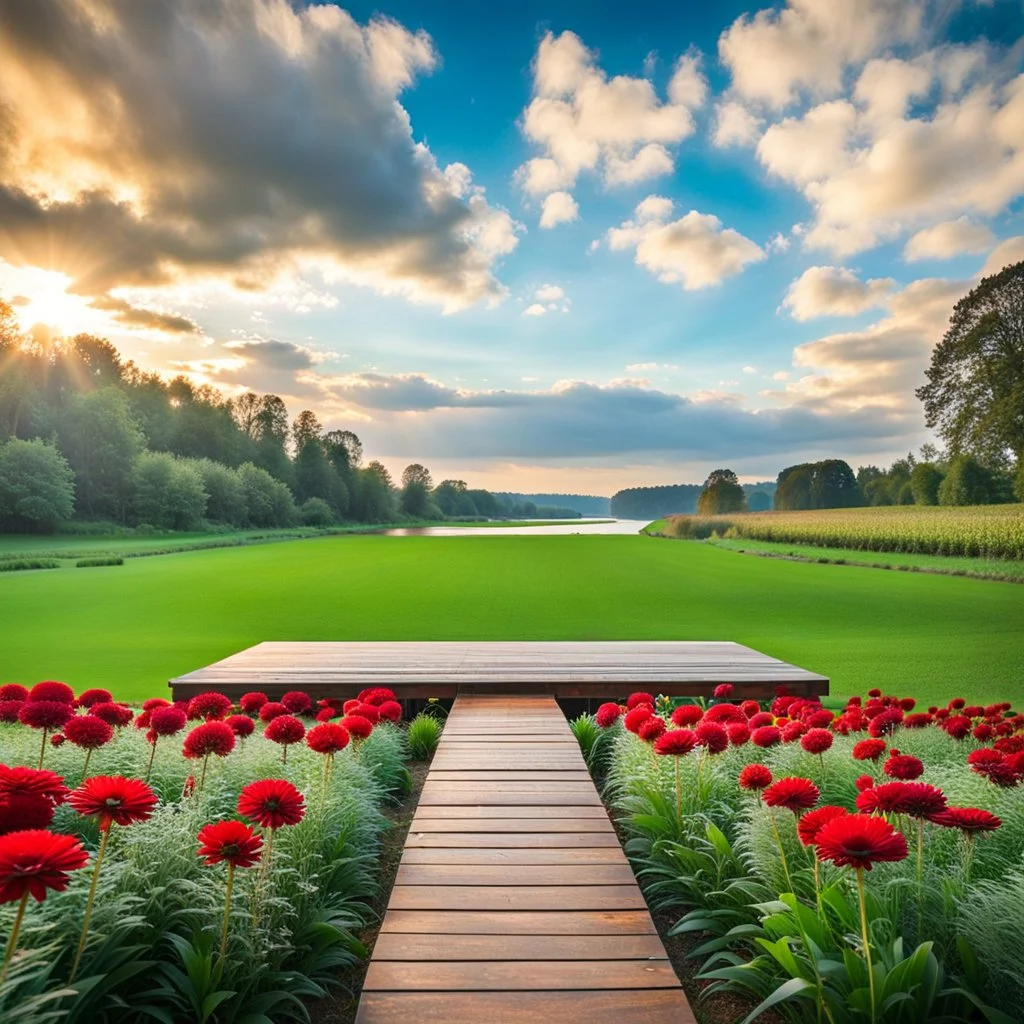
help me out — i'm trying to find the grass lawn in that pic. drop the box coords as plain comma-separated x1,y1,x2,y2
1,533,1021,707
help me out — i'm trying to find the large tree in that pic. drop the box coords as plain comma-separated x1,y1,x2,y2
917,260,1024,469
696,468,746,515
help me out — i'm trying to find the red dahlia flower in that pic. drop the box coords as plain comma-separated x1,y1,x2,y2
695,722,728,754
595,703,621,728
929,807,1001,833
0,684,28,702
264,715,305,745
183,721,236,759
705,703,745,723
814,813,908,870
237,778,305,829
626,691,656,710
306,722,350,755
377,700,402,723
623,706,653,734
27,682,74,705
967,748,1002,766
805,709,835,728
740,700,761,718
975,761,1020,787
801,728,833,755
341,714,373,740
187,692,232,721
76,688,112,708
358,687,397,706
727,722,750,746
88,702,133,727
903,713,932,729
281,691,312,715
0,766,68,806
867,689,883,699
852,739,886,762
258,701,289,722
342,699,361,715
353,702,380,724
142,698,170,712
67,776,158,831
0,829,89,904
0,795,57,834
751,726,781,748
64,715,114,750
942,715,972,740
224,714,254,738
713,683,734,698
748,712,774,729
973,724,994,742
798,805,848,846
239,691,269,714
19,700,72,730
197,819,263,868
763,776,820,813
671,704,703,728
738,764,772,791
995,736,1024,755
315,709,336,722
654,729,696,757
781,721,807,742
0,701,23,723
867,708,904,738
50,734,64,747
151,706,188,736
638,717,667,743
856,781,946,818
883,751,924,780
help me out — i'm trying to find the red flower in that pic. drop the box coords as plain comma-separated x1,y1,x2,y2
196,820,263,868
187,692,232,721
929,807,1001,833
748,712,774,729
975,761,1020,787
595,703,621,728
27,682,74,705
967,748,1002,766
77,688,113,708
358,686,398,706
805,709,835,729
340,714,373,740
623,706,654,734
182,775,196,798
88,702,133,727
883,751,924,780
224,714,254,738
0,684,27,702
0,796,57,835
63,715,114,750
814,814,908,870
638,717,667,743
670,704,703,728
903,713,932,729
0,829,90,903
626,691,655,710
695,722,728,754
738,764,772,791
798,805,848,846
142,698,170,712
854,774,875,792
705,703,746,724
240,691,269,715
263,715,305,747
801,728,833,755
19,701,72,730
237,779,305,829
740,700,761,718
852,739,886,762
50,734,64,747
150,706,188,736
258,701,288,722
67,776,158,831
306,723,350,755
751,726,781,748
377,700,402,723
0,701,23,723
0,766,68,806
183,721,236,759
713,683,734,698
781,721,807,742
995,736,1024,755
342,699,361,715
868,689,883,699
763,776,820,812
727,722,750,746
353,702,381,724
942,715,972,740
867,708,903,738
315,709,336,722
654,729,696,757
856,781,946,818
281,691,312,715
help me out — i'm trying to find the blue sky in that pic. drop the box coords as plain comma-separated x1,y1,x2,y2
1,0,1022,493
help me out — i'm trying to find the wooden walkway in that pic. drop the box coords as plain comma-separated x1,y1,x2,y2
356,695,696,1023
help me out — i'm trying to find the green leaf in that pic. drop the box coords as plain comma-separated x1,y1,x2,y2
739,977,816,1024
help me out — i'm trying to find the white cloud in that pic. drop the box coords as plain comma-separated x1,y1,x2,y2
773,370,791,380
522,303,548,317
626,362,679,372
766,232,791,253
742,365,757,374
782,266,897,320
713,101,764,147
539,190,580,229
514,31,705,202
535,284,565,302
607,198,765,291
903,217,996,261
981,236,1024,277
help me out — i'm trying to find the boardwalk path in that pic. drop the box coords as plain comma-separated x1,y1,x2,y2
356,695,695,1022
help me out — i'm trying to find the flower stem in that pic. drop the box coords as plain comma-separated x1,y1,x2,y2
144,737,158,783
768,809,794,893
282,744,288,765
37,728,48,769
199,752,210,794
70,826,110,982
216,863,235,975
322,754,334,807
674,756,682,821
916,817,924,938
963,833,974,884
856,867,876,1024
83,748,93,777
0,892,29,985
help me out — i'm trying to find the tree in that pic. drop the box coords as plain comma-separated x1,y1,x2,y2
353,461,396,522
917,260,1024,468
0,438,75,532
192,459,247,526
401,464,433,490
433,479,468,517
323,429,362,474
910,463,943,505
775,465,814,510
810,460,860,508
400,463,434,517
237,462,297,527
747,490,771,512
132,452,207,530
299,497,335,526
938,455,996,506
697,468,746,515
291,410,322,453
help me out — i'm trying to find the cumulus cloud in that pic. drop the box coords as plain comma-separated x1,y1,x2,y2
514,31,706,208
903,218,996,261
522,304,548,317
782,266,896,321
713,101,764,147
0,0,519,313
980,236,1024,277
535,284,565,302
87,295,201,334
539,191,579,229
607,198,765,291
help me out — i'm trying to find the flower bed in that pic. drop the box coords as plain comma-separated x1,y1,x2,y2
0,682,413,1022
583,687,1024,1023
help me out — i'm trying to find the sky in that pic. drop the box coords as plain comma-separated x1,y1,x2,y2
0,0,1022,495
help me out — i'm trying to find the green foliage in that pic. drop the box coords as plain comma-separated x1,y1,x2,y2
611,483,703,518
910,463,943,505
193,459,248,526
237,462,298,527
0,438,75,531
938,455,998,506
697,469,747,515
299,497,335,527
776,460,861,510
132,451,208,530
406,713,442,761
0,558,60,571
568,713,615,775
75,557,123,568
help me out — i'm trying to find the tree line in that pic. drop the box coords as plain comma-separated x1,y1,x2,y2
0,303,576,533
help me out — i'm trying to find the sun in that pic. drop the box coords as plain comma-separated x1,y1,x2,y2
0,264,104,337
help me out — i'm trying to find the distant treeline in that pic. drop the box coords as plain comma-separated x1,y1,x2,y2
611,481,775,519
496,492,610,517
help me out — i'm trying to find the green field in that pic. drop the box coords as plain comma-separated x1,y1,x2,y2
1,533,1021,707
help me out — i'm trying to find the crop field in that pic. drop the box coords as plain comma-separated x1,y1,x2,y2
1,534,1021,707
661,503,1024,558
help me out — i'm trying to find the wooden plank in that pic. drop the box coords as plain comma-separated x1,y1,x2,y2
410,804,609,818
417,790,602,807
427,771,593,781
380,910,658,935
399,847,629,864
372,933,666,961
356,989,697,1024
364,959,679,991
405,832,623,848
395,863,636,886
388,885,647,911
409,819,614,833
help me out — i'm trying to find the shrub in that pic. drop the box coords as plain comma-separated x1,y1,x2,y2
0,559,61,572
237,462,298,528
131,452,208,530
75,557,124,568
192,458,247,526
405,713,442,760
299,497,335,527
938,455,997,506
0,438,75,532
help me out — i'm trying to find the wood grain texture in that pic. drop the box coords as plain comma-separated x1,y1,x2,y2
379,910,659,934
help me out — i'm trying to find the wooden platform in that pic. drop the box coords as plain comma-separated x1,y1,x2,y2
169,640,828,701
355,695,696,1023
